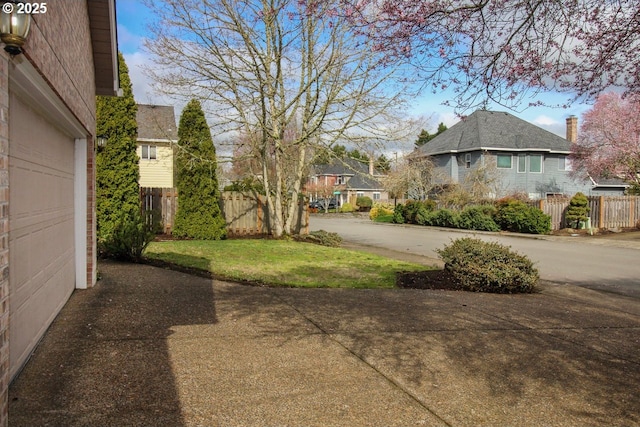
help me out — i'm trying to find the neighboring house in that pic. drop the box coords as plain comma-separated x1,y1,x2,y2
413,110,627,199
1,1,118,421
307,158,389,205
136,104,178,188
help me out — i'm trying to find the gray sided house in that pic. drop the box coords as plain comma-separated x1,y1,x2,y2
308,158,388,205
414,110,627,199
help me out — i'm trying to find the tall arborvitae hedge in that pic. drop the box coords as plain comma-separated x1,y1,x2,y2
173,99,226,239
96,53,140,244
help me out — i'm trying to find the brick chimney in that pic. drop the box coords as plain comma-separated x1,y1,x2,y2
369,157,374,175
566,115,578,143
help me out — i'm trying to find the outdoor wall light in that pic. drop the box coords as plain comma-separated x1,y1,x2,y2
0,1,31,55
96,135,108,148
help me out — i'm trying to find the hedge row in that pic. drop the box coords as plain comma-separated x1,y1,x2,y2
384,198,551,234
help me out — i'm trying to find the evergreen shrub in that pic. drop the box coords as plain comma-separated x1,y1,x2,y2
356,196,373,211
565,192,590,228
100,211,154,262
458,205,500,231
437,238,538,293
495,200,551,234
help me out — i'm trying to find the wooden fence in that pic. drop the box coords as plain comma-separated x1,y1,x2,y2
538,195,640,230
141,187,177,234
140,188,309,236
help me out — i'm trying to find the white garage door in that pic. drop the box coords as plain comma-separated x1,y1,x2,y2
9,91,76,379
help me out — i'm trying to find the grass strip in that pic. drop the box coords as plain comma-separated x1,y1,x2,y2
144,239,429,288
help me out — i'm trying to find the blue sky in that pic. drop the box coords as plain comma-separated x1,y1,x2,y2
115,0,592,149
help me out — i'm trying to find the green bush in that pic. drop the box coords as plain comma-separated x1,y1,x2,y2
495,200,551,234
458,205,500,231
339,202,356,213
565,192,590,228
100,211,155,262
429,208,460,228
436,238,538,293
356,196,373,211
403,200,436,224
294,230,342,247
369,203,394,221
392,204,405,224
414,207,433,226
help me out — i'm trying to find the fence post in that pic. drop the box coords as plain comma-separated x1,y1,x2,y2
599,196,605,229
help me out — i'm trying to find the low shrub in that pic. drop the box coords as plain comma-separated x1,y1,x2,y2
414,206,433,226
436,238,538,293
392,204,405,224
369,203,394,221
356,196,373,211
100,211,155,262
458,205,500,231
339,202,356,213
295,230,342,247
495,200,551,234
565,192,590,228
429,208,460,228
403,200,436,224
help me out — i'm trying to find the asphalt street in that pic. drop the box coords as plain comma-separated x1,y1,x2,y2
311,215,640,297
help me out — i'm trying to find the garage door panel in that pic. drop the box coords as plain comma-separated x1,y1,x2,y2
9,91,76,379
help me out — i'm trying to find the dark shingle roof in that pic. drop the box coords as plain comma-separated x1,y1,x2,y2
136,104,178,141
416,110,571,156
312,157,370,175
345,173,383,191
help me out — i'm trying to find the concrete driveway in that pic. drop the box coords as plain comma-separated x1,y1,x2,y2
311,215,640,296
9,261,640,426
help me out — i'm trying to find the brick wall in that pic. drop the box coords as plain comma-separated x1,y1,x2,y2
23,2,96,131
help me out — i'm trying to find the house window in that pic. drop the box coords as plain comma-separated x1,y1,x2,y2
336,176,345,185
517,154,526,173
356,192,364,198
529,154,542,173
558,156,572,171
496,153,512,169
373,192,381,200
465,153,471,169
141,144,157,160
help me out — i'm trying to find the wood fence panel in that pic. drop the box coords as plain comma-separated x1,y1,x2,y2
540,198,569,230
140,187,177,234
602,196,633,229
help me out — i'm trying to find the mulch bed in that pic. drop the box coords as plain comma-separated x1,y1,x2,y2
396,269,463,290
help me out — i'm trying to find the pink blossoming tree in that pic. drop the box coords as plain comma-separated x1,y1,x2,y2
570,92,640,186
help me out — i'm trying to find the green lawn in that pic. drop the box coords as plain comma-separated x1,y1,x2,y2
144,239,429,288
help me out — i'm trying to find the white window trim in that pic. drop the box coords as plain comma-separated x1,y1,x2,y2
496,153,513,169
517,154,526,173
141,144,157,160
529,154,543,173
465,153,471,169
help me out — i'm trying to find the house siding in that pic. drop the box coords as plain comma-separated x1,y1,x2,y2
138,143,174,188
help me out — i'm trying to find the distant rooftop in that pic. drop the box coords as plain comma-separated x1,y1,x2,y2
136,104,178,141
416,110,571,156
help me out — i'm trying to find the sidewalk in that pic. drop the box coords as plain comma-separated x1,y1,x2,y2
9,261,640,426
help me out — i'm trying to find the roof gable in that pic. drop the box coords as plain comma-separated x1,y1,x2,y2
136,104,178,141
417,110,571,156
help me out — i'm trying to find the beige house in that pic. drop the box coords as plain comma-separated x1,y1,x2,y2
136,104,178,188
1,1,118,423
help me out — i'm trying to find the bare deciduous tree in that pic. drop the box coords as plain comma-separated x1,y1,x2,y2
383,155,436,201
144,0,414,236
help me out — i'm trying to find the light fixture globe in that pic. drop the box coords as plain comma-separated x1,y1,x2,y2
0,2,31,55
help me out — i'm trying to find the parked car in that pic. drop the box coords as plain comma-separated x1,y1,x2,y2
309,198,337,210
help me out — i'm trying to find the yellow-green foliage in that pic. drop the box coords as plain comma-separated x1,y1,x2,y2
369,203,394,220
339,202,355,213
